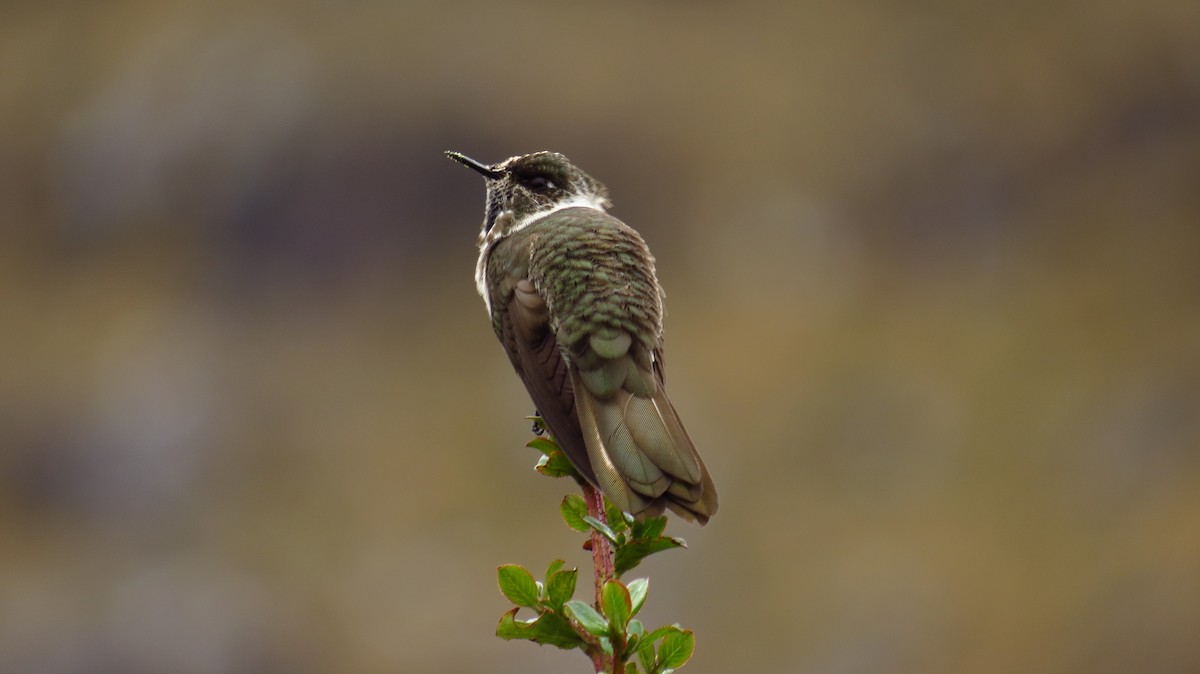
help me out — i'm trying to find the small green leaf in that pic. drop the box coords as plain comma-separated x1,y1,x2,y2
625,619,644,660
583,515,619,543
560,495,590,532
625,663,640,674
626,577,649,616
530,611,586,650
545,568,577,611
639,625,676,649
496,607,534,640
545,559,565,580
535,449,578,478
530,435,579,478
634,624,677,673
635,633,656,672
526,437,558,455
657,628,695,670
601,579,632,631
497,564,540,609
632,515,667,540
614,536,685,575
498,608,587,650
564,600,609,636
605,500,630,533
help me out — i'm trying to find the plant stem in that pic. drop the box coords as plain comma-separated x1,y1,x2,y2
583,483,615,600
582,483,617,673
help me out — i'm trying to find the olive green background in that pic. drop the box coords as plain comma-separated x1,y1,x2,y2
2,1,1198,672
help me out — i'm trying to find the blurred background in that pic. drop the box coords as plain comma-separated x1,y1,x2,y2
2,1,1199,672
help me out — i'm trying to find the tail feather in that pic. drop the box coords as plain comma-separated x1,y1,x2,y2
666,476,703,502
629,395,701,483
570,351,717,524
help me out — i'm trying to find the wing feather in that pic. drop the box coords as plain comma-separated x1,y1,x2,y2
494,281,596,488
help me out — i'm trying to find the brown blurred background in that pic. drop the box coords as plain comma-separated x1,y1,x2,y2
2,1,1199,673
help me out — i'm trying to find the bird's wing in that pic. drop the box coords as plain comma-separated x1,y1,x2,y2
492,275,598,489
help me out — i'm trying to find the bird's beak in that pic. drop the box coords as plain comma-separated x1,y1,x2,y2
445,151,502,179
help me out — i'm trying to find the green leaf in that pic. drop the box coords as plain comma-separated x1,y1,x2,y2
634,624,676,673
632,515,667,540
638,649,655,673
601,579,632,631
496,607,534,640
497,564,540,609
625,663,640,674
545,559,565,580
564,600,609,637
635,632,656,672
625,618,644,659
626,578,649,616
530,611,586,650
605,500,630,533
545,568,577,611
530,435,579,478
535,449,578,478
639,625,675,648
560,495,590,532
526,437,558,455
657,628,695,670
614,537,685,576
497,607,588,650
583,515,619,543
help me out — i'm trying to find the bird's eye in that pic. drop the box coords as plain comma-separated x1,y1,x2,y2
523,175,555,191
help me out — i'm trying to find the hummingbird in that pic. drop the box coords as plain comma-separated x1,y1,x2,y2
446,150,717,524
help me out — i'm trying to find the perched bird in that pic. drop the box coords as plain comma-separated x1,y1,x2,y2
446,150,717,524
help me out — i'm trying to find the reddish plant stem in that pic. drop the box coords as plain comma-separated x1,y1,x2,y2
582,483,617,673
583,483,615,601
